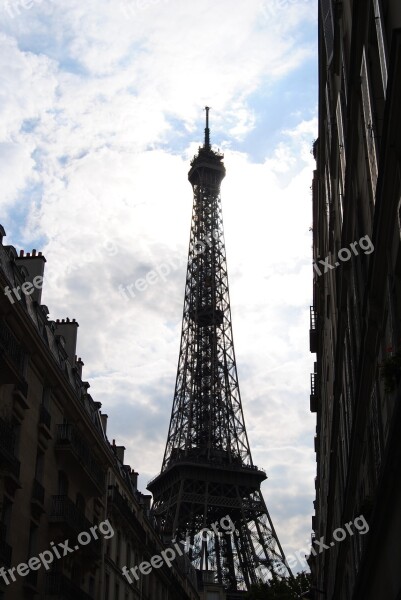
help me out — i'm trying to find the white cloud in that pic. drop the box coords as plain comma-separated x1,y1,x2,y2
0,0,318,571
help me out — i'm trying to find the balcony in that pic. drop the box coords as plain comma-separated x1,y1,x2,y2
49,495,91,536
108,486,146,544
310,373,318,413
0,523,12,568
49,496,101,561
45,572,94,600
0,418,21,492
0,319,25,385
56,424,105,494
309,306,318,353
0,417,16,464
24,569,38,591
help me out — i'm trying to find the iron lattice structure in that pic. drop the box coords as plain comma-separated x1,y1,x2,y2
148,109,292,591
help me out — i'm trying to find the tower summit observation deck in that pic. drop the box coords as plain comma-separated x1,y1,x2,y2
148,108,292,591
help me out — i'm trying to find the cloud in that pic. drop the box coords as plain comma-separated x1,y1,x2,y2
0,0,318,571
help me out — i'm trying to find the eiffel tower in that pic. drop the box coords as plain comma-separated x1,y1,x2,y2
148,108,292,591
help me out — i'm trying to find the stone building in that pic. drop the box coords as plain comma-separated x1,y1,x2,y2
310,1,401,598
0,224,200,600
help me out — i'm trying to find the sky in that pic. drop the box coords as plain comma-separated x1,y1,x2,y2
0,0,318,572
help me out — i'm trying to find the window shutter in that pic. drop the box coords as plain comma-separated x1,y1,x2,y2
360,48,378,199
373,0,388,95
321,0,334,65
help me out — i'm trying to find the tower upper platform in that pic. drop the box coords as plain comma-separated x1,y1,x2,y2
188,107,226,186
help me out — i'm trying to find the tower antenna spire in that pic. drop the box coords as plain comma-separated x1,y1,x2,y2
204,106,211,149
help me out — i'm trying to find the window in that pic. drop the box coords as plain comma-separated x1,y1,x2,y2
341,37,348,106
58,471,69,496
373,0,388,95
76,493,85,514
116,531,121,566
360,47,378,200
321,0,334,65
35,451,44,482
28,524,38,559
105,573,110,600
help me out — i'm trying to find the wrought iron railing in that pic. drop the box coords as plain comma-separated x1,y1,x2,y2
50,495,91,535
108,486,146,543
45,572,94,599
56,424,104,490
310,306,318,352
0,417,15,455
0,524,12,568
310,373,318,413
25,570,38,588
0,418,20,478
310,306,317,331
311,373,317,396
0,319,24,372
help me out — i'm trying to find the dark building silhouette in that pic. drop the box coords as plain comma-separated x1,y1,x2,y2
0,226,199,600
310,1,401,598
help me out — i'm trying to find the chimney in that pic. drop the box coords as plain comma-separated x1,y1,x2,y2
75,356,84,378
140,494,152,512
114,445,126,463
15,250,46,304
130,470,138,491
54,319,79,366
100,413,108,434
0,225,5,244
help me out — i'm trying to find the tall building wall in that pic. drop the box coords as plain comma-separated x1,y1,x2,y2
0,226,200,600
311,1,401,598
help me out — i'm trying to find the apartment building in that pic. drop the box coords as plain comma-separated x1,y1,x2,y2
0,224,200,600
310,1,401,598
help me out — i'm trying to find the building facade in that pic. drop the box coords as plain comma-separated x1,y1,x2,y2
0,224,201,600
310,1,401,598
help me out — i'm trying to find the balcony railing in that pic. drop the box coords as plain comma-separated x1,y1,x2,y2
108,486,146,543
310,373,318,413
309,306,318,353
56,424,104,491
0,418,20,479
24,570,38,589
0,319,24,373
0,524,12,568
45,572,94,600
0,417,15,457
0,539,12,568
49,495,91,535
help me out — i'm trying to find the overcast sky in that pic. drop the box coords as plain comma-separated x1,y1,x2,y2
1,0,317,571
